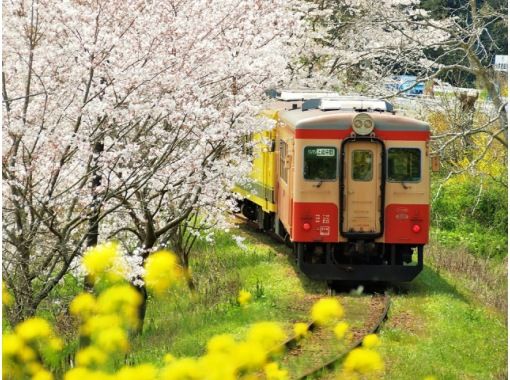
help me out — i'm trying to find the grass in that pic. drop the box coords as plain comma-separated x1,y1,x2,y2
130,226,507,379
129,227,325,363
378,246,507,380
9,218,505,379
427,236,507,313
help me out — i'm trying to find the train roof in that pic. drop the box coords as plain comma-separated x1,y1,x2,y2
279,108,430,132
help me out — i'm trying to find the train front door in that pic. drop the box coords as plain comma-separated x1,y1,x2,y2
342,140,382,235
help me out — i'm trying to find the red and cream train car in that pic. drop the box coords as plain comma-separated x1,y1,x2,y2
237,92,431,282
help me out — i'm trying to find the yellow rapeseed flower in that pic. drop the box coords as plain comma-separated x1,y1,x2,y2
160,358,203,380
83,242,124,282
2,282,13,306
32,369,54,380
311,297,344,326
15,317,52,341
70,292,97,318
64,368,91,380
232,341,267,371
81,314,122,336
27,362,43,375
264,362,289,380
247,322,287,354
423,377,438,380
97,284,141,328
2,333,24,356
238,289,252,306
199,352,237,380
49,337,63,351
342,347,384,375
116,364,158,380
293,322,309,340
163,353,176,364
362,334,380,349
19,345,36,361
64,368,114,380
95,326,129,353
144,250,182,296
333,321,349,340
76,346,107,367
206,334,237,354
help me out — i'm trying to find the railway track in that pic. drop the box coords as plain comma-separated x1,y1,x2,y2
234,213,391,379
291,294,390,379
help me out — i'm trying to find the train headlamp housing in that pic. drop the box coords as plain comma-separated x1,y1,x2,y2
352,113,374,135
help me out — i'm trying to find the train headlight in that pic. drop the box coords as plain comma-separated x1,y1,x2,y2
412,224,421,233
303,223,311,231
352,113,374,135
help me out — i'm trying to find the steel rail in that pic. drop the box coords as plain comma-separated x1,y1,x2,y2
295,294,391,379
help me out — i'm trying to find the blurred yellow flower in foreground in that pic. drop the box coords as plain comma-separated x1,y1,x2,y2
2,282,13,306
334,321,349,340
116,364,158,380
83,242,124,282
206,334,237,354
70,292,97,318
311,297,344,326
293,322,309,340
247,321,287,354
342,347,384,376
362,334,380,349
76,346,107,367
144,250,182,295
31,369,54,380
238,289,252,306
97,284,142,328
264,362,289,380
160,357,203,380
15,317,52,341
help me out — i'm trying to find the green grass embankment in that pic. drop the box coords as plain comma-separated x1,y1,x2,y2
379,239,507,380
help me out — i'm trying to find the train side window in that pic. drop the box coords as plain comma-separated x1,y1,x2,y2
303,146,337,180
279,140,288,182
352,150,373,181
387,148,421,182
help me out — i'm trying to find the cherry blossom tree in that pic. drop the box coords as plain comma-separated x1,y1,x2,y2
2,0,301,325
292,0,507,169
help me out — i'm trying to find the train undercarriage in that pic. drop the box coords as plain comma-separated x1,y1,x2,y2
239,199,423,282
295,242,423,282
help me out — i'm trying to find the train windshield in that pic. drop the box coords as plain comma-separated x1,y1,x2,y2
304,146,337,180
387,148,421,182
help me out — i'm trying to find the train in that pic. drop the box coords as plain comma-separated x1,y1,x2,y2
234,89,433,282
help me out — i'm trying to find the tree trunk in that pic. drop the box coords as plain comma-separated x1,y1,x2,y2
134,282,148,335
84,140,104,292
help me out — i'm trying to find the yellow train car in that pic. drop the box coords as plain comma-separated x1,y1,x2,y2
234,127,277,215
234,90,338,230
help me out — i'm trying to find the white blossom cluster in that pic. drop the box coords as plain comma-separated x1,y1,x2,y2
289,0,452,93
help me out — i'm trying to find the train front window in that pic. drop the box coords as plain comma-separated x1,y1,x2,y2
387,148,421,182
304,146,337,180
352,150,373,181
